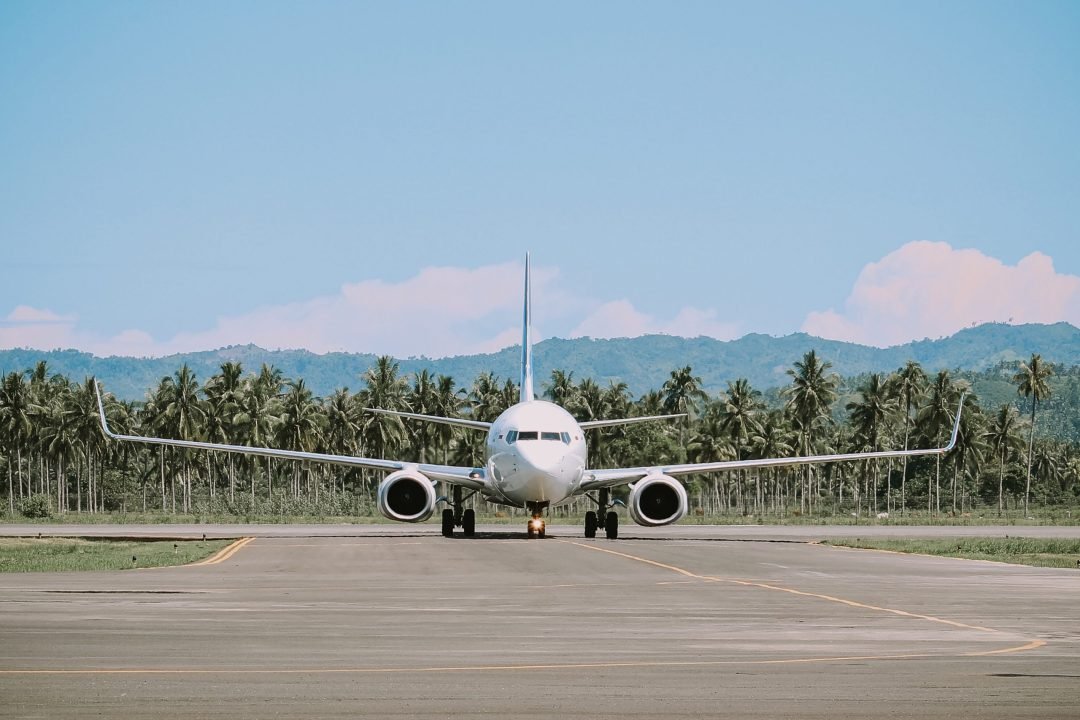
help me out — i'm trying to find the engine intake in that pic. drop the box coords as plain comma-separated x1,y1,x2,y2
628,474,688,527
377,470,437,523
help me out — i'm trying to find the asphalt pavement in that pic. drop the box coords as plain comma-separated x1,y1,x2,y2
1,524,1078,719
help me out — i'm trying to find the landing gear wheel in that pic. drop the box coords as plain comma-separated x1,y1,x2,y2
462,508,476,537
538,521,546,539
441,508,455,537
527,522,535,539
605,511,619,540
584,511,598,538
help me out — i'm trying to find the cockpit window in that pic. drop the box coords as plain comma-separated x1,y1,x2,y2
506,430,570,444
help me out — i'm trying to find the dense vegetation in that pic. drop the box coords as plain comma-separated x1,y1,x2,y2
3,321,1079,402
1,351,1078,522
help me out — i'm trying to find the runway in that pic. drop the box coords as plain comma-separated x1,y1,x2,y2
2,526,1078,718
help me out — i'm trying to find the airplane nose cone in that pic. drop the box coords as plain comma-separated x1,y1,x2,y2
516,443,569,501
517,442,563,475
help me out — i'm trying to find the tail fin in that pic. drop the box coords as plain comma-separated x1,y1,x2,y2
520,253,534,403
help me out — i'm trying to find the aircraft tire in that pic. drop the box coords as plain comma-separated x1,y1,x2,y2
462,508,476,536
584,511,598,538
441,509,455,537
605,512,619,540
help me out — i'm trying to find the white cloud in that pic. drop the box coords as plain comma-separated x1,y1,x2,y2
1,261,742,357
802,241,1080,347
570,300,740,341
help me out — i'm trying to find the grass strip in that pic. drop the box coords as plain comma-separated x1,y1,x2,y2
0,537,233,573
824,537,1080,569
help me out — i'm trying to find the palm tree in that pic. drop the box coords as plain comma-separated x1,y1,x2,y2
204,362,244,501
784,350,838,514
948,395,987,514
889,360,926,516
160,365,206,512
750,409,795,515
847,373,898,516
1031,440,1063,506
406,370,439,463
1013,354,1053,516
432,375,465,465
718,379,763,513
687,416,735,513
234,374,281,506
359,356,408,463
917,370,960,515
0,371,33,512
277,379,324,499
661,366,708,456
985,404,1022,515
467,372,504,424
544,370,577,408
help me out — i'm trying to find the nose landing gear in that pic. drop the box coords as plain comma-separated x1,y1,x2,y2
527,515,546,539
525,501,549,539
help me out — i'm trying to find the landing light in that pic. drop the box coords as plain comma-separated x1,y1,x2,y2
529,518,544,530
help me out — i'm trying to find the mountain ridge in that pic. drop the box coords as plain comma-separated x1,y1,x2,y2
2,322,1079,401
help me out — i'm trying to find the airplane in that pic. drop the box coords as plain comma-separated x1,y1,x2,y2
95,254,964,539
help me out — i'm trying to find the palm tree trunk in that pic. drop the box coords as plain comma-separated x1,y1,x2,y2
159,447,166,511
1024,401,1036,517
934,455,941,515
998,450,1005,515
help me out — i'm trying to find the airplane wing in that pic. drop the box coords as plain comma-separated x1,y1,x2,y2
363,407,492,431
578,413,686,430
95,384,488,492
579,395,966,492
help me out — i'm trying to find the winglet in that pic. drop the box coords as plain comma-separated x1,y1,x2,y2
942,393,967,453
520,253,534,403
95,381,118,440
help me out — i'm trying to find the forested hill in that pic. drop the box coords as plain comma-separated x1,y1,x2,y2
2,321,1079,401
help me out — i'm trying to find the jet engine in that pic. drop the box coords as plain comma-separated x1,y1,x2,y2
627,474,688,527
376,470,437,523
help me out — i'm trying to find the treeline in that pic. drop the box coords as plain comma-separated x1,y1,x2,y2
1,351,1078,520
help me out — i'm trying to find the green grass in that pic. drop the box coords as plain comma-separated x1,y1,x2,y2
0,537,233,573
824,537,1080,568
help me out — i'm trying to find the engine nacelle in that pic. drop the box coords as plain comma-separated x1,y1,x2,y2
376,470,437,523
627,474,688,527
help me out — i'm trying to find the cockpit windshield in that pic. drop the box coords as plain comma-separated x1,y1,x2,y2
506,430,571,445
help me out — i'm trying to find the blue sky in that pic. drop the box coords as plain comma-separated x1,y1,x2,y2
2,1,1078,358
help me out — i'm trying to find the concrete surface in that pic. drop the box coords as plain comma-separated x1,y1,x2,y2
1,525,1078,718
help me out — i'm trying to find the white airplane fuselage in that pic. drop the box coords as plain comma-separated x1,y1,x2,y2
485,400,587,509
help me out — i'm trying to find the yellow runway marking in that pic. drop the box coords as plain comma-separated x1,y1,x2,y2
191,537,255,566
563,540,1045,652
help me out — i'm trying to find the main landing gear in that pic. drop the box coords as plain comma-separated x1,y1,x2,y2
525,501,549,539
584,488,619,540
441,485,476,538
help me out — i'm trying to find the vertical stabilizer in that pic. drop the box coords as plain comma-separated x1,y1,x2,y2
520,253,534,403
